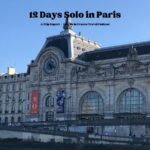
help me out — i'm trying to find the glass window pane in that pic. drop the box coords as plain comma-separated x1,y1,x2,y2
81,91,103,114
119,88,145,113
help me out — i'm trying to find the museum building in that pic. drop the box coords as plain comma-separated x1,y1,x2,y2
0,18,150,136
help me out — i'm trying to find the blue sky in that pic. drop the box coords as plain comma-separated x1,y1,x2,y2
0,0,150,73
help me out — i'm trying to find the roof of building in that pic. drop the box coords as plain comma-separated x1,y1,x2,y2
78,41,150,62
44,37,69,57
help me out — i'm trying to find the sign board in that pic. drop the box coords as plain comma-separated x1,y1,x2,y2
31,91,39,114
56,90,65,113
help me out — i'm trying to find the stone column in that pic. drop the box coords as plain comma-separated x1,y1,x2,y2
104,81,115,119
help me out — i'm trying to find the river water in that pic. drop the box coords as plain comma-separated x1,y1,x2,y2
0,140,150,150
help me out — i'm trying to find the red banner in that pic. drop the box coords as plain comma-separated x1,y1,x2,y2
31,91,39,114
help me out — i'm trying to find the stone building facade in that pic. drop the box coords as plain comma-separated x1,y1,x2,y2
0,19,150,136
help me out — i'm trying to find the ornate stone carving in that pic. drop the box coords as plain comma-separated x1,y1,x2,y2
127,78,135,87
39,68,42,80
47,85,52,91
71,67,77,81
33,71,38,81
115,47,148,76
88,81,95,89
57,68,65,80
115,60,148,76
71,47,150,81
71,63,114,81
115,63,127,75
127,46,138,61
77,63,97,79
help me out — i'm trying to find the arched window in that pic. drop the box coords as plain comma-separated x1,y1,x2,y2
45,96,52,107
11,98,15,112
5,117,8,123
18,117,21,122
118,88,145,113
80,91,103,114
11,117,14,123
5,95,9,113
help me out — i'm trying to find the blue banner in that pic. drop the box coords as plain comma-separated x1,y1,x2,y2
56,90,65,113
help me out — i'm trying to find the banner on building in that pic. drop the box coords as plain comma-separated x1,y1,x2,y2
56,89,65,113
31,91,39,114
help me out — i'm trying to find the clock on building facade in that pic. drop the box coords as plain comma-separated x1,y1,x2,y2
43,57,58,74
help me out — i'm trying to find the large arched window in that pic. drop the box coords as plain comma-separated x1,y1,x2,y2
45,96,53,107
118,88,145,113
80,91,103,114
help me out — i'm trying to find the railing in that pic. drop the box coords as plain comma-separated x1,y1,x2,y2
17,117,150,127
87,134,150,145
0,125,87,138
0,125,150,145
